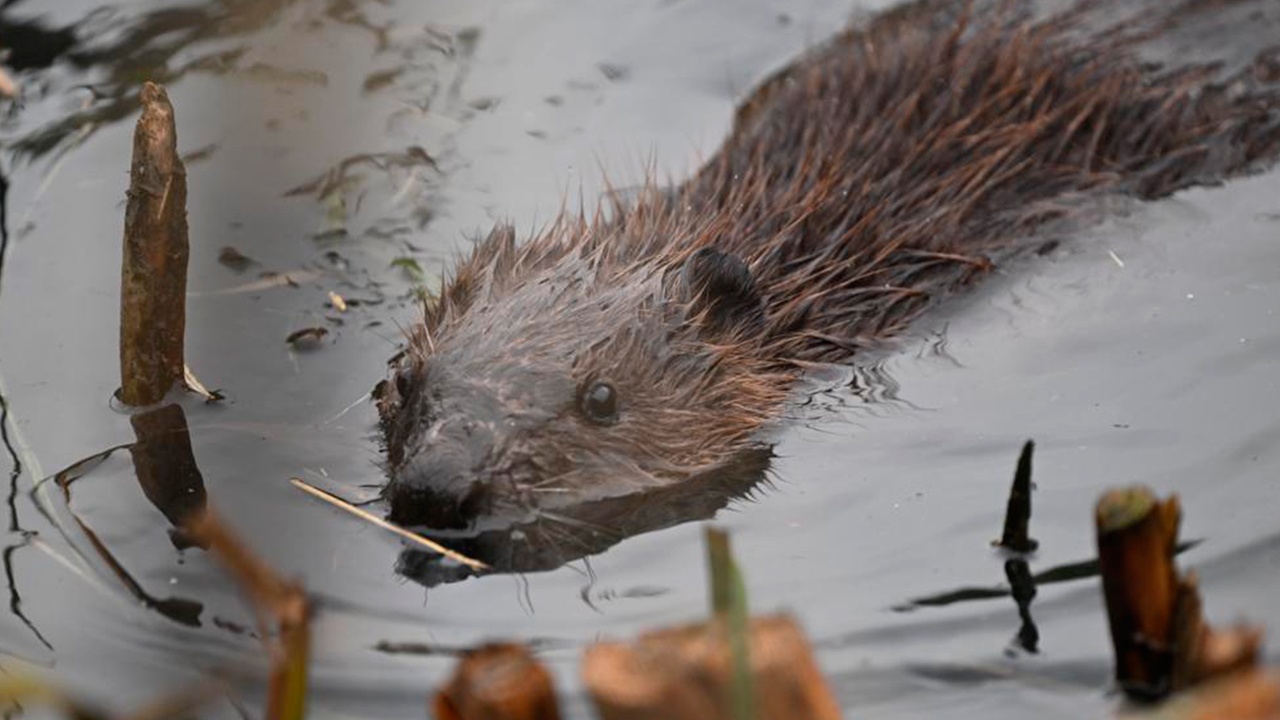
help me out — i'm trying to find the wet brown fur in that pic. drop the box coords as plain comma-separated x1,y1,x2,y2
378,0,1280,522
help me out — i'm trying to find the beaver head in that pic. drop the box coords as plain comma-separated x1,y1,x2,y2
376,222,788,529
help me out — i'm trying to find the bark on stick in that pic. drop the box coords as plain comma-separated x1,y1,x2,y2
1096,486,1183,698
1096,486,1263,701
120,82,188,406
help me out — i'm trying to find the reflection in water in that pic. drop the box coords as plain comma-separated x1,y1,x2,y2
894,541,1202,660
396,448,774,587
1,393,19,534
1004,558,1038,654
894,542,1203,612
0,10,77,73
1,355,53,651
848,359,915,410
0,160,8,297
29,404,210,627
130,404,208,550
1,540,50,653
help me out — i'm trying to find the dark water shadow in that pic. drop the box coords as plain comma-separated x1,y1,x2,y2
893,540,1203,613
1,313,52,652
889,540,1202,659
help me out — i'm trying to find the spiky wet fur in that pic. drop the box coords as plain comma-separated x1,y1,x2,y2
378,0,1280,523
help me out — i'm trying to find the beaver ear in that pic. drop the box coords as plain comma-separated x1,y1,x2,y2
679,247,765,338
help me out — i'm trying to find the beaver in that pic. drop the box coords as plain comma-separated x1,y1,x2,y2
375,0,1280,531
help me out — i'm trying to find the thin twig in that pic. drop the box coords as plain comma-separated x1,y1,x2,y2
289,478,487,571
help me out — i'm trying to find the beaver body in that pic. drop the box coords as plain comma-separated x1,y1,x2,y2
377,0,1280,529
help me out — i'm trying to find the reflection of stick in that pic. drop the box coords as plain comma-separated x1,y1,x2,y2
289,477,487,571
120,82,189,406
1096,486,1262,701
130,403,207,549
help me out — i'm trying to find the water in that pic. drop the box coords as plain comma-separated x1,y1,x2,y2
1,0,1278,717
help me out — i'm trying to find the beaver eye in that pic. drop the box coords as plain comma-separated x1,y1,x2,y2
579,380,619,425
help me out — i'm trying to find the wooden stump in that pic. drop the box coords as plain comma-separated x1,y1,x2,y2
1096,486,1182,698
1096,486,1262,701
582,613,841,720
434,643,561,720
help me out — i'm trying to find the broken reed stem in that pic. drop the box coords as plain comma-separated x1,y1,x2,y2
433,643,562,720
119,81,189,407
1096,486,1263,702
184,511,311,720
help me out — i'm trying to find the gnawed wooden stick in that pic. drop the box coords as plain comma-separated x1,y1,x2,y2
1097,486,1262,701
119,82,189,406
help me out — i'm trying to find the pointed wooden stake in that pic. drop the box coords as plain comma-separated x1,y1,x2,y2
119,82,189,406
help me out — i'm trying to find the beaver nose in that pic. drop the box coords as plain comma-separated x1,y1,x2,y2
385,415,497,528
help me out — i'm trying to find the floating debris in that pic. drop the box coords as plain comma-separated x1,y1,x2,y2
284,327,329,350
327,291,347,312
390,256,425,282
217,245,256,273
